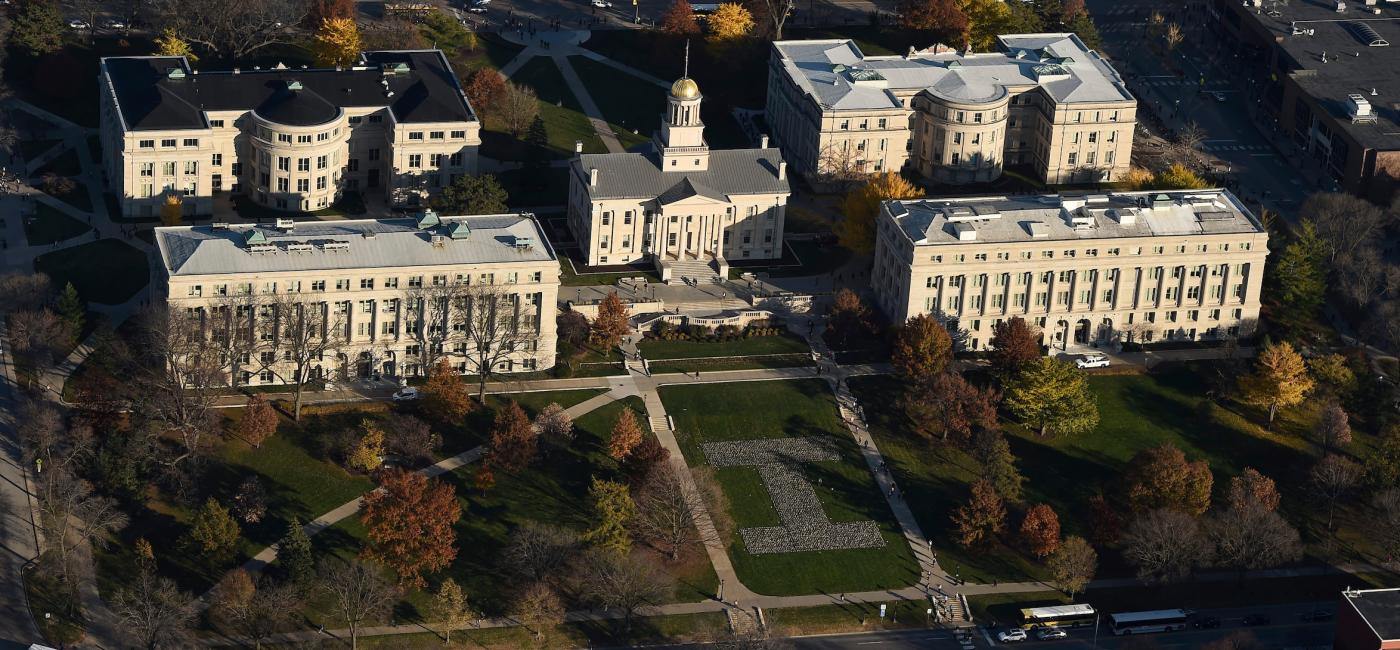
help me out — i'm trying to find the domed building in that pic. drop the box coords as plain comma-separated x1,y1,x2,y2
567,58,791,280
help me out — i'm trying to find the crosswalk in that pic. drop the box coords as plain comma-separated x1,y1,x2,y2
1136,78,1232,88
1201,142,1271,153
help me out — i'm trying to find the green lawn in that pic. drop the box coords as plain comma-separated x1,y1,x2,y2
766,601,933,636
33,238,148,305
23,203,91,245
851,362,1340,585
24,558,84,646
567,55,665,142
18,138,60,161
640,333,810,360
648,355,815,374
454,33,525,75
729,239,855,279
353,611,730,648
559,255,661,286
660,379,920,596
33,149,81,176
482,58,606,162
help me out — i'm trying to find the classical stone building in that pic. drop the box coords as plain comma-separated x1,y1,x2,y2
155,212,558,384
870,190,1269,350
99,50,480,218
767,33,1136,185
567,69,791,280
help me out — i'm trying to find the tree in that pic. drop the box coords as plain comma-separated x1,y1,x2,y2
1305,192,1387,264
511,582,564,641
421,359,473,424
892,314,953,384
490,400,537,472
419,9,476,51
430,578,474,645
348,420,385,473
584,477,636,555
1124,444,1214,515
277,518,315,584
575,548,675,633
306,0,354,26
1309,354,1358,399
248,293,349,421
464,69,507,115
186,498,241,564
1151,163,1209,190
1003,357,1099,437
1314,402,1353,451
8,308,76,387
706,3,754,42
55,282,83,333
153,28,199,63
971,430,1024,501
535,402,575,445
151,0,303,60
1206,504,1301,576
608,408,645,461
312,17,362,67
34,469,128,584
111,559,198,649
361,469,461,588
1368,426,1400,489
1226,468,1280,513
839,172,925,253
1163,22,1184,52
989,317,1041,379
827,288,873,349
961,0,1013,51
1087,495,1121,547
1047,535,1096,597
754,0,796,39
238,394,279,448
1372,489,1400,565
904,372,1000,446
588,294,630,353
1310,454,1360,530
383,413,440,466
11,0,64,55
502,521,579,582
1272,221,1328,314
474,461,496,491
210,570,300,648
1238,341,1313,426
318,559,399,650
1122,509,1210,584
556,310,590,363
499,82,540,137
623,435,671,485
232,476,268,524
661,0,701,34
897,0,967,38
525,115,549,168
634,468,706,561
950,479,1006,548
432,172,509,215
400,283,539,401
1019,503,1060,558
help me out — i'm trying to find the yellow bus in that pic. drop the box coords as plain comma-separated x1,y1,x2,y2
1020,604,1097,628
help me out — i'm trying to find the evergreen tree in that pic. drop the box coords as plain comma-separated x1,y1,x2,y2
185,498,241,564
278,517,314,584
1273,220,1328,314
973,430,1024,501
525,115,549,169
433,174,509,215
11,0,65,55
56,283,84,336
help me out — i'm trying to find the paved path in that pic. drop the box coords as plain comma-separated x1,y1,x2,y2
551,53,626,153
0,321,42,647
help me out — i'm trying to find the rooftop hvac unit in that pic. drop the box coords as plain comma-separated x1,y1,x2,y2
286,243,314,253
247,243,276,254
275,218,295,229
1349,93,1379,122
513,236,534,248
212,222,230,230
431,234,447,246
322,241,350,252
953,222,978,241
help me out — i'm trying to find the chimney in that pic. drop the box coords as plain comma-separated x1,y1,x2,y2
760,134,770,148
589,167,598,187
778,160,787,181
575,140,583,153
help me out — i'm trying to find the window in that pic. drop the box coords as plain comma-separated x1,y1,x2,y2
839,120,849,130
211,153,222,166
139,140,154,148
297,158,310,172
409,131,424,140
183,138,199,147
953,132,963,145
360,278,374,290
430,153,444,167
278,133,293,143
409,154,422,168
296,178,309,192
349,116,363,124
450,152,463,166
1088,131,1098,143
317,155,327,170
278,156,290,171
140,162,154,177
161,138,177,147
430,131,444,139
451,130,466,138
185,161,198,174
317,131,329,141
1067,152,1078,166
277,177,289,192
368,148,380,161
316,176,327,190
297,135,312,144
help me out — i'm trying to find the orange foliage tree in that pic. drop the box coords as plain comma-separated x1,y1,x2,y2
421,359,473,423
1019,503,1061,558
360,469,462,588
608,408,644,461
489,401,537,472
238,393,279,448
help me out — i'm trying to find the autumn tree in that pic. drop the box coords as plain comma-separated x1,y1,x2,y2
584,477,636,555
623,435,671,485
1020,503,1061,558
160,193,184,226
961,0,1014,51
840,171,925,252
706,3,754,42
111,556,197,649
1309,354,1358,399
1124,444,1213,515
1368,426,1400,489
430,578,474,645
348,420,386,473
1047,535,1097,597
232,477,268,524
897,0,967,39
464,69,508,115
661,0,701,34
1226,468,1280,513
1206,501,1302,576
361,469,461,588
892,314,953,383
512,582,564,641
589,292,631,351
1151,163,1210,190
608,407,645,461
904,372,1000,446
238,394,279,448
152,0,304,60
535,402,575,445
185,498,241,564
210,569,300,647
1310,454,1360,530
1122,509,1211,584
318,559,398,650
989,317,1041,379
421,359,473,424
971,429,1024,501
154,28,199,62
312,17,361,67
951,479,1006,548
1003,357,1099,437
1314,402,1353,451
490,400,537,472
434,173,509,215
1272,221,1328,314
306,0,354,26
499,82,540,137
575,548,675,634
827,288,874,349
248,293,350,421
1087,495,1121,547
1239,341,1313,426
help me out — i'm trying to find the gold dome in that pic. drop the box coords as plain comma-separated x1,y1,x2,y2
671,77,700,100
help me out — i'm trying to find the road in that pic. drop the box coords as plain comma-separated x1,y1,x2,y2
0,323,42,646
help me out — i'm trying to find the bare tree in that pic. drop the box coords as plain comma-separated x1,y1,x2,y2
1304,191,1389,263
251,293,349,421
756,0,796,39
499,83,540,137
125,307,227,466
1335,244,1399,308
0,272,52,310
535,402,575,444
511,581,564,641
8,308,76,388
1372,489,1400,566
16,398,92,474
633,468,707,561
456,283,542,400
35,468,129,583
211,571,302,648
1205,505,1301,577
111,559,198,650
1164,22,1184,52
1310,454,1361,530
814,142,867,191
1121,509,1211,585
501,520,579,583
150,0,304,60
318,559,398,650
574,548,674,633
205,292,260,390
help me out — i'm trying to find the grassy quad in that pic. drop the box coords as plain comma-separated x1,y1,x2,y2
851,361,1349,585
566,55,663,150
33,238,148,305
23,203,92,246
660,379,921,596
640,332,813,373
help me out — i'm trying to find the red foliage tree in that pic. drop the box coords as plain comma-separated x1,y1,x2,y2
489,401,537,472
464,69,507,115
305,0,354,28
238,394,279,448
660,0,701,34
1226,467,1281,513
895,0,967,39
360,469,462,588
1088,495,1122,547
902,372,999,445
623,434,671,484
590,292,631,350
891,314,952,384
951,479,1006,548
421,359,473,423
608,408,644,461
989,317,1042,378
474,461,496,491
1020,503,1061,558
1124,444,1214,515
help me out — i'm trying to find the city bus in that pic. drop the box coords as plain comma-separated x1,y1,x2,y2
1020,604,1097,628
1108,609,1190,635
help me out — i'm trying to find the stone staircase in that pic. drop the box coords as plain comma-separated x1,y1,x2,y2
660,256,719,285
725,606,763,637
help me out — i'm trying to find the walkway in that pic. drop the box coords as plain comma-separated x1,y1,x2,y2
551,53,626,153
0,320,42,646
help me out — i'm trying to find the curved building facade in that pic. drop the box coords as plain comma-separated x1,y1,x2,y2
910,85,1010,183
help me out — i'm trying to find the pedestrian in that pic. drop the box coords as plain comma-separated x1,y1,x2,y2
839,593,846,602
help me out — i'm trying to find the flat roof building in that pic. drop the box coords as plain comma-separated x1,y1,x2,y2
766,33,1136,186
100,50,481,218
1337,587,1400,650
155,212,559,384
870,189,1268,350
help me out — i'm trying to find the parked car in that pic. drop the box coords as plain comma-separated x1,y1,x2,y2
472,0,491,6
1193,616,1221,629
1075,353,1110,369
1036,627,1067,640
1241,613,1272,626
103,18,127,29
467,5,487,12
391,387,420,401
68,19,90,29
997,628,1027,643
1211,91,1227,102
591,0,613,7
1300,609,1333,622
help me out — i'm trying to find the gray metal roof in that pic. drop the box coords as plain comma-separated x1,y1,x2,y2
884,189,1265,247
773,33,1133,112
157,213,556,277
574,149,790,201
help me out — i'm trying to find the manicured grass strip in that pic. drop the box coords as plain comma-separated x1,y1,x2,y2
33,238,148,305
353,611,730,648
639,334,810,360
23,203,91,245
648,355,813,374
766,601,935,637
24,559,84,646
